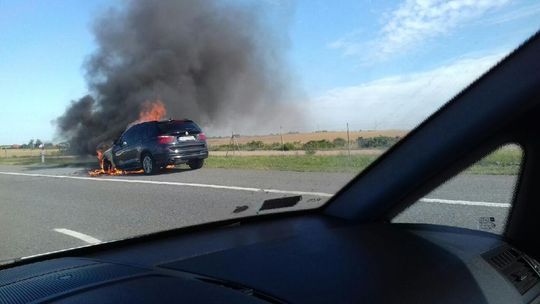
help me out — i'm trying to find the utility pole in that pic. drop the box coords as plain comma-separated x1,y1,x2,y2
226,132,241,157
280,125,284,154
346,122,351,161
226,131,233,157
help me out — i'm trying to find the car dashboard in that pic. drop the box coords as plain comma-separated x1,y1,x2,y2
0,215,538,303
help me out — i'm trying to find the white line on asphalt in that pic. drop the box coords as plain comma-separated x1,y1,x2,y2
20,244,96,261
0,171,333,197
53,228,102,244
420,198,511,208
0,171,511,207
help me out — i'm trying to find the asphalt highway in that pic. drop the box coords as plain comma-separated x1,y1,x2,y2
0,165,518,263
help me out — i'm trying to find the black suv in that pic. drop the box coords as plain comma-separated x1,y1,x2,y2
103,119,208,174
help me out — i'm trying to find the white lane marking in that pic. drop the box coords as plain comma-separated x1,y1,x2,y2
19,244,95,261
53,228,102,244
0,171,511,207
420,198,511,208
0,171,333,197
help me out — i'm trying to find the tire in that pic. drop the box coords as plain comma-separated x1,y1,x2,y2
103,159,112,172
188,159,204,170
142,154,158,175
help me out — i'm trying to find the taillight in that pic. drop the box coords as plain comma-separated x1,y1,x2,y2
157,135,175,144
197,132,207,140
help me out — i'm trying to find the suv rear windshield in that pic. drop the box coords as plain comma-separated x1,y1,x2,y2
157,121,201,134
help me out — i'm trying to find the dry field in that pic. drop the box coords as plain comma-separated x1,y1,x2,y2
207,130,407,146
0,148,61,158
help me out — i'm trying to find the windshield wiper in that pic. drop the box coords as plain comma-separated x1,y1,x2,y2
259,195,302,212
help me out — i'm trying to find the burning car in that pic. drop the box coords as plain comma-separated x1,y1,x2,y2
99,119,208,175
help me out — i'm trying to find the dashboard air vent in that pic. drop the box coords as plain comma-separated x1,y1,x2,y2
484,246,540,295
490,247,519,269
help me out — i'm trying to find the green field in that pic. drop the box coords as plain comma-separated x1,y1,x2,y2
0,147,522,175
465,147,522,175
205,148,521,175
0,156,95,167
205,155,379,173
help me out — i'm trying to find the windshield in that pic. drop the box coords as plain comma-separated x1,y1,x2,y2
0,0,539,263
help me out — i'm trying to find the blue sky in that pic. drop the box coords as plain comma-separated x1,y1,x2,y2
1,0,539,144
291,0,539,91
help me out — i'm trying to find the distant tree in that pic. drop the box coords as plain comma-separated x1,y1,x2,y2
57,142,70,152
35,139,43,148
357,136,401,149
332,137,347,147
245,141,265,151
303,140,334,150
282,142,296,151
28,139,34,149
268,142,282,151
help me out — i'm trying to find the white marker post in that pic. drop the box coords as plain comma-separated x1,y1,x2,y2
39,144,45,163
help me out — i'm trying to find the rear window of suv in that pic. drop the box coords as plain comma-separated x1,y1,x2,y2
157,121,201,134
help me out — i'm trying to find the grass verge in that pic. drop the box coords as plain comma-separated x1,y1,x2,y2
0,156,96,168
0,147,522,175
206,147,522,174
205,155,378,173
466,147,522,175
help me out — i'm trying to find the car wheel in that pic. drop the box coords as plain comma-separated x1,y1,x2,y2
103,159,112,172
142,154,158,175
188,159,204,170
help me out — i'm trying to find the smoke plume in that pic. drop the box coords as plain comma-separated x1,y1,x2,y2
56,0,303,154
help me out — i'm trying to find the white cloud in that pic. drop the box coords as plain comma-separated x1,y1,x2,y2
480,2,540,25
327,30,365,56
330,0,509,61
309,52,506,130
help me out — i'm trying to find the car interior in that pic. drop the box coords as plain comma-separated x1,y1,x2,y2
0,31,539,304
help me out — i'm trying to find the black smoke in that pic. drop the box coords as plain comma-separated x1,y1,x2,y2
56,0,303,155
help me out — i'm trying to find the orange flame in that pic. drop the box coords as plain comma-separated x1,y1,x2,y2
88,149,144,176
88,100,170,177
134,100,167,124
88,148,124,176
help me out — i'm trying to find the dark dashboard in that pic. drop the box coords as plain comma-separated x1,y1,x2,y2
0,215,538,303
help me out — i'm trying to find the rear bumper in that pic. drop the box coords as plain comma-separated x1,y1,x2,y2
157,148,208,165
